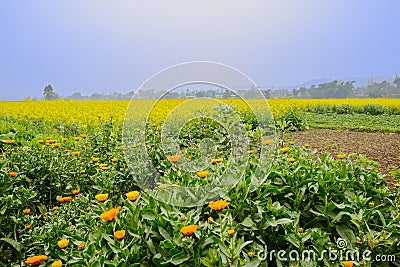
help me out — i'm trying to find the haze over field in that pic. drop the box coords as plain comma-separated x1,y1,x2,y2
1,1,399,100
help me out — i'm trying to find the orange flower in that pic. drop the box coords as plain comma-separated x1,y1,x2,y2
100,207,121,221
25,255,48,265
280,147,290,153
126,191,140,201
209,199,230,211
9,172,17,177
52,143,61,148
114,230,126,240
25,225,32,230
57,239,69,249
72,190,80,195
196,171,208,178
58,196,73,203
23,208,31,214
167,155,181,163
180,225,198,236
51,260,62,267
78,243,85,249
341,261,353,267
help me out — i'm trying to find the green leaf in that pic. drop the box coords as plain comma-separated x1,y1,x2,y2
241,217,255,228
336,224,355,244
0,238,22,252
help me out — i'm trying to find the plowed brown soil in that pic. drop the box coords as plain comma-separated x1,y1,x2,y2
290,129,400,185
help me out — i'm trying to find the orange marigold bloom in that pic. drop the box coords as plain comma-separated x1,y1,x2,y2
25,225,32,230
57,239,69,249
100,207,121,221
58,196,72,203
72,190,80,195
23,208,31,214
114,230,126,240
9,172,17,177
126,191,140,201
167,155,181,163
25,255,48,265
209,199,230,211
341,261,353,267
78,243,85,249
180,225,198,236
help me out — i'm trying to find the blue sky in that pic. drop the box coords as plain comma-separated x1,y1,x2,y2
1,1,399,100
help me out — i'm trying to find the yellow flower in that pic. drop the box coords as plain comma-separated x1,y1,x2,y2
247,150,254,154
209,199,230,211
208,217,214,222
62,137,68,142
25,255,48,265
126,191,140,201
262,140,272,145
180,215,186,220
73,137,80,141
71,151,80,156
52,260,63,267
180,225,198,236
337,153,346,159
80,170,86,174
196,171,208,178
53,210,58,215
211,158,223,164
57,239,69,249
393,183,400,187
280,147,290,153
101,166,108,170
167,155,181,163
95,193,108,202
25,225,31,230
132,143,137,148
92,157,99,162
23,208,31,214
289,157,295,163
111,157,118,162
37,139,44,144
72,189,80,195
100,207,121,221
289,141,295,145
340,261,353,267
52,143,61,148
114,230,126,240
81,133,88,138
64,149,71,153
5,139,16,144
226,229,235,236
304,143,309,147
99,163,108,167
298,227,304,232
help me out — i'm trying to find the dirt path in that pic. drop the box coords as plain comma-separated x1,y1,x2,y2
289,129,400,185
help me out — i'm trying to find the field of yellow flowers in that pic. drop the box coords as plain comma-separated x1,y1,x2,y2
0,99,400,266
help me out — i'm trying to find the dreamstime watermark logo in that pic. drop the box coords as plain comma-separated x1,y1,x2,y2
256,238,396,263
122,61,275,207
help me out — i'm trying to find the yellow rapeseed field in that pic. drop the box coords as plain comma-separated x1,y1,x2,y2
1,98,400,125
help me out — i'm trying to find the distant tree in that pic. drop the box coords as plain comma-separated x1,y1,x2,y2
70,92,82,100
393,74,400,89
43,84,57,100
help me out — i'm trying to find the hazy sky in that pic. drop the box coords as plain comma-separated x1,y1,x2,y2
1,1,399,100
